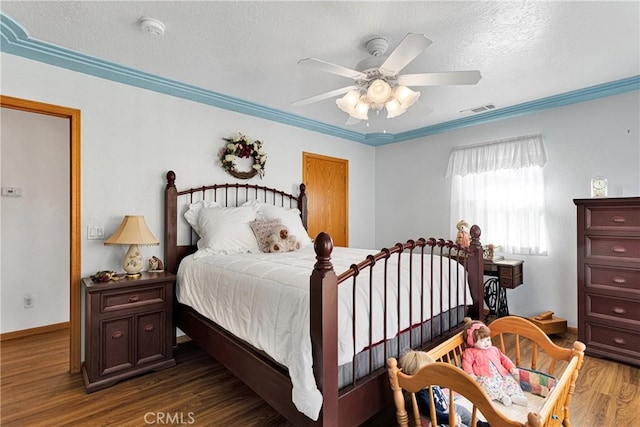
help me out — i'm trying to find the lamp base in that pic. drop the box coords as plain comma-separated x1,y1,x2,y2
123,244,144,278
125,272,142,279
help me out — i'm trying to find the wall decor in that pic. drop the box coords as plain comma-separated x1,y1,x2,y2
220,133,266,179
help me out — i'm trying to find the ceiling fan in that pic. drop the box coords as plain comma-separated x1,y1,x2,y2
293,33,481,121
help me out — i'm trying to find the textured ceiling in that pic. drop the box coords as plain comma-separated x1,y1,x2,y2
1,1,639,136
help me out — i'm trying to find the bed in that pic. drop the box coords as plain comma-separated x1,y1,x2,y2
164,171,486,426
387,316,586,427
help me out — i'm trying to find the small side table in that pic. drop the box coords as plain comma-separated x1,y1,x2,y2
82,271,176,392
483,259,524,320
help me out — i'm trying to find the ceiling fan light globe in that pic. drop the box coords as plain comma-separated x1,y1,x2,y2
385,98,406,118
352,99,370,120
394,86,420,109
336,90,360,114
367,79,392,104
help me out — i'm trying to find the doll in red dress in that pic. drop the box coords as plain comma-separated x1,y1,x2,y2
462,321,527,407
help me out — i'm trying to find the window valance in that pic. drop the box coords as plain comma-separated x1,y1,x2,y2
446,133,546,177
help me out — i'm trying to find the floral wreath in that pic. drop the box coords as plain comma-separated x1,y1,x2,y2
220,133,267,179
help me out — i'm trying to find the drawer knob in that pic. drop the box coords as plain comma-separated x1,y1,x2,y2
611,276,627,284
610,216,627,223
128,295,140,303
611,246,627,253
111,331,124,339
612,337,627,346
144,324,156,332
611,306,627,315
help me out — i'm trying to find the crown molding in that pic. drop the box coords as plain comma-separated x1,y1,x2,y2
2,13,638,147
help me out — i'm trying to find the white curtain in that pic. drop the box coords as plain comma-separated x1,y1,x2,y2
448,134,548,255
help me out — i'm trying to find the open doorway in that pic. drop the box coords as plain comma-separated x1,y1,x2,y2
0,95,81,373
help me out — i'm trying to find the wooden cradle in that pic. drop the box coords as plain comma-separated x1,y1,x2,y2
387,316,586,427
164,171,486,426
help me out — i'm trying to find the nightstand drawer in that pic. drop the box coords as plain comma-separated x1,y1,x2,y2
101,285,166,313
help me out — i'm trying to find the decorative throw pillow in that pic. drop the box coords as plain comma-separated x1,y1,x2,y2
512,367,557,397
196,205,260,254
250,219,282,253
256,204,313,247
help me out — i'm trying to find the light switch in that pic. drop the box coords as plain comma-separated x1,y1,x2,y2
88,226,105,240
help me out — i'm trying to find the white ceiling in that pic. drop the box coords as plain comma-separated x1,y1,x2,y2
1,1,639,138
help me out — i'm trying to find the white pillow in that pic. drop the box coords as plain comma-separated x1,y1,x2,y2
184,200,222,236
196,205,260,254
257,204,313,247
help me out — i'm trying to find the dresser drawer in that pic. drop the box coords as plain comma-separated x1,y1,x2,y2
585,294,640,325
586,236,640,262
585,264,640,293
585,205,640,231
583,322,640,364
101,285,166,313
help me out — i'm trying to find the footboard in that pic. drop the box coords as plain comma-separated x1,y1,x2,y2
311,228,484,426
387,316,586,427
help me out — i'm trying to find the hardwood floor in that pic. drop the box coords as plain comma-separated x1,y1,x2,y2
1,329,638,426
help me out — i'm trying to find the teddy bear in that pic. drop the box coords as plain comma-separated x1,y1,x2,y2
267,224,300,253
455,219,471,248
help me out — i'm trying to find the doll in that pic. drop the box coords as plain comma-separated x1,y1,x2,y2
462,321,527,407
455,220,471,249
399,350,490,427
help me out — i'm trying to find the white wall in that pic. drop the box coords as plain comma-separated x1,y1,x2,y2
0,53,376,332
1,108,70,332
375,91,640,327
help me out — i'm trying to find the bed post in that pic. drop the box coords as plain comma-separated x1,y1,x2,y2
310,232,338,426
165,170,178,274
467,225,484,320
299,183,308,229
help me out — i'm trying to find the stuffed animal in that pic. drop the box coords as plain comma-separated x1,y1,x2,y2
455,219,471,248
462,320,528,407
267,225,300,253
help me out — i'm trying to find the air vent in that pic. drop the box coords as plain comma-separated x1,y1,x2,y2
461,104,497,115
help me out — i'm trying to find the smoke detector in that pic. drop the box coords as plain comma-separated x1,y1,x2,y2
139,17,165,36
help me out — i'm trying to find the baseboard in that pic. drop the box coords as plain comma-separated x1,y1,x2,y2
0,321,69,341
567,325,578,335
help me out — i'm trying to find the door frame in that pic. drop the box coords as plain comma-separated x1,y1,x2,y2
0,95,81,373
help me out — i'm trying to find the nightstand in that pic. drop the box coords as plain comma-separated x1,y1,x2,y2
82,271,176,392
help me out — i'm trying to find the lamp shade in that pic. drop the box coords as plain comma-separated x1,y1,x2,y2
104,215,159,246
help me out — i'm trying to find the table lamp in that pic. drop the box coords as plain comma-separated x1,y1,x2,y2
104,215,159,278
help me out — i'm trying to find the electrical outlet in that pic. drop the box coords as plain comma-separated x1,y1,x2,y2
24,293,33,309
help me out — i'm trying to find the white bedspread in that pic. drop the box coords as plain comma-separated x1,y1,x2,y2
177,246,472,420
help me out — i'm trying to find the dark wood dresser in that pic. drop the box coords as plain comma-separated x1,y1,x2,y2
82,271,176,392
574,197,640,366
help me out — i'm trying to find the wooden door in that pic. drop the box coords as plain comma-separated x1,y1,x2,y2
302,152,348,247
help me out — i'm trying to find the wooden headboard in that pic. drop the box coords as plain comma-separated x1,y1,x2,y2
164,170,307,273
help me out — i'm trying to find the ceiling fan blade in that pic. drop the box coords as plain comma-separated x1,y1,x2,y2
292,85,358,107
298,58,367,80
398,70,482,86
379,33,433,76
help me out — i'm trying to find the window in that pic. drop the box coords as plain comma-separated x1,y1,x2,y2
447,134,548,255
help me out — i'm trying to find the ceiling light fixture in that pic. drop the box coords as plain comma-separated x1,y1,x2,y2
139,17,166,36
336,77,420,120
